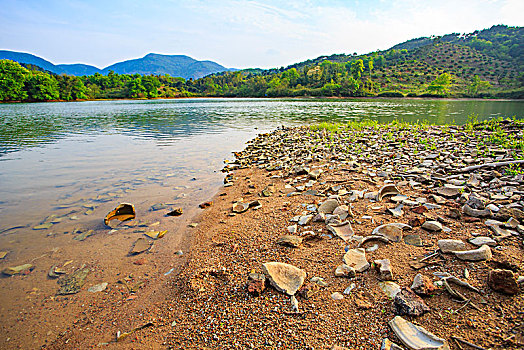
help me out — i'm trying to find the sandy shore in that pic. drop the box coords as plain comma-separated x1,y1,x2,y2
4,120,524,349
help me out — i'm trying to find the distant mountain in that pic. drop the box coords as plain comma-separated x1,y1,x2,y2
101,53,231,79
0,50,232,79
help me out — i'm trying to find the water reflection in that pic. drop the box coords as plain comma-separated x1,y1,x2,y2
1,98,522,156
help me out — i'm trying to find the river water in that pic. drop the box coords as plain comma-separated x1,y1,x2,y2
0,98,523,235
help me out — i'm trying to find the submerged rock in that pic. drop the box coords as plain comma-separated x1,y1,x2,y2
57,267,89,295
2,263,33,276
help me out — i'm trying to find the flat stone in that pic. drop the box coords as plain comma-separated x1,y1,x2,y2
393,287,430,317
374,259,393,281
378,184,400,201
437,239,466,253
495,207,524,221
422,220,442,232
436,185,462,198
454,244,492,261
389,316,450,350
334,264,356,278
298,215,313,226
411,273,438,296
2,263,33,276
333,205,350,221
488,269,520,295
463,204,491,218
404,234,423,246
469,236,497,247
88,282,108,293
57,268,89,295
343,248,370,272
277,235,303,248
262,262,306,295
327,222,354,241
379,281,401,298
489,225,513,241
129,237,153,255
318,199,339,214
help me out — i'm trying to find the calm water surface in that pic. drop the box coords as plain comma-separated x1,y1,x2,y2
0,98,523,234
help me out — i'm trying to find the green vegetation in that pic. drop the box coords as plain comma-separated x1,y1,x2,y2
0,25,522,102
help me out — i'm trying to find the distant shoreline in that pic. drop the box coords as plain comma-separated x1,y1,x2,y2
1,95,522,104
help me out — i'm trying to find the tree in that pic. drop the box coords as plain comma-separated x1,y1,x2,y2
0,59,29,101
468,75,491,95
427,72,451,95
350,59,364,81
25,72,60,101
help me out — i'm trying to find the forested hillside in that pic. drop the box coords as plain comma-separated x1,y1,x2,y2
0,25,522,102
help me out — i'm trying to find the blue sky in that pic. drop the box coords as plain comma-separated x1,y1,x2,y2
1,0,522,69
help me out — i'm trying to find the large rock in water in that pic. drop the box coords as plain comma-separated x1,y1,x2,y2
262,262,306,295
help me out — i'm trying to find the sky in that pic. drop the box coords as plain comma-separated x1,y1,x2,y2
0,0,523,69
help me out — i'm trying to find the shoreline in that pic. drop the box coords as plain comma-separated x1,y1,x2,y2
1,95,523,104
35,119,524,349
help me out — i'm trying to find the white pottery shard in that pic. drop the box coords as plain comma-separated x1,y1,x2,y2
327,221,354,241
262,262,306,295
378,184,400,202
389,316,450,350
453,244,492,261
343,248,370,272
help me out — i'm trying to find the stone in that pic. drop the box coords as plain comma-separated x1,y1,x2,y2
318,199,339,214
2,263,33,276
333,205,350,221
489,225,513,241
469,236,497,247
381,338,404,350
335,264,356,278
488,269,520,295
343,248,370,272
466,196,485,210
389,316,450,350
437,239,466,253
57,267,90,295
167,207,183,216
88,282,108,293
495,207,524,221
411,274,438,296
462,204,491,218
421,220,442,232
379,281,401,298
354,294,373,309
393,287,430,317
404,234,423,246
331,346,351,350
374,259,393,281
129,238,153,255
486,203,499,212
277,235,303,248
454,244,492,261
327,222,354,241
262,262,306,295
308,168,322,180
436,185,462,198
246,272,266,295
504,217,519,229
331,292,344,300
298,215,313,226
